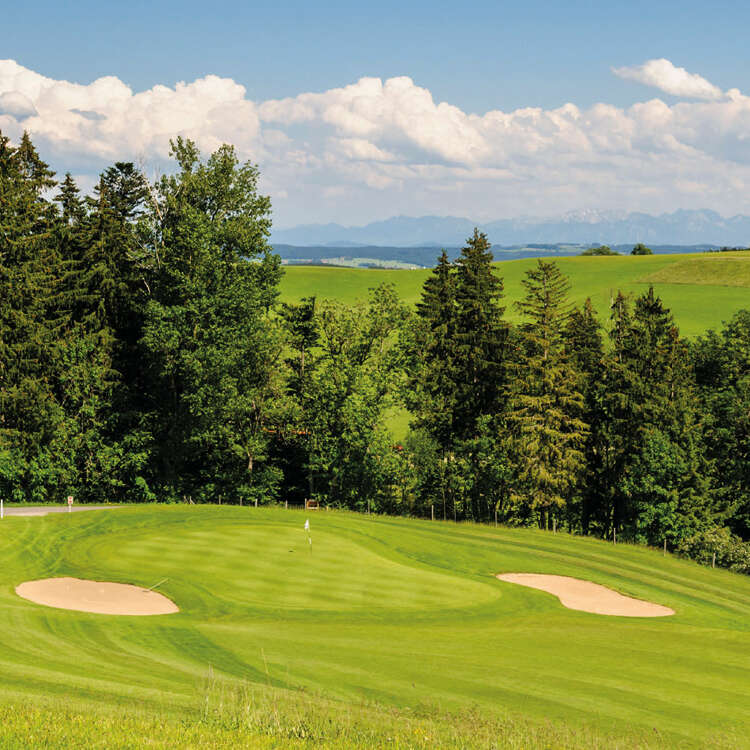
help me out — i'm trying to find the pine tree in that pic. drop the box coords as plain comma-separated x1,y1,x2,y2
564,298,604,532
565,298,603,379
593,287,708,543
507,261,588,529
408,250,458,452
0,131,63,500
452,229,506,440
56,173,85,227
693,310,750,539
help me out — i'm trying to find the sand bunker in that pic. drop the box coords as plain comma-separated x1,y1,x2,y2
15,577,178,616
496,573,674,617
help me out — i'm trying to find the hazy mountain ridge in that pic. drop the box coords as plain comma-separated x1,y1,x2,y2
272,209,750,247
273,243,716,269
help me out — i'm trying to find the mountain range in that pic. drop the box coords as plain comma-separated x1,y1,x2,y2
272,210,750,248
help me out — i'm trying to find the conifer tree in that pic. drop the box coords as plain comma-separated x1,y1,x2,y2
564,298,604,532
408,250,458,451
594,287,708,542
0,131,63,499
452,229,506,440
507,261,588,529
693,310,750,538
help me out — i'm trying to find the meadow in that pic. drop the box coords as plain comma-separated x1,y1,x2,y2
2,506,749,748
280,251,750,339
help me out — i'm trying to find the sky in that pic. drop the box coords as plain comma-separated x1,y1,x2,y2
2,0,750,228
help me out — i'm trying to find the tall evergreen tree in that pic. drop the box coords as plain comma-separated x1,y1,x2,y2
564,298,604,532
408,250,457,451
0,131,64,500
507,261,588,529
593,287,709,543
452,229,507,440
692,310,750,538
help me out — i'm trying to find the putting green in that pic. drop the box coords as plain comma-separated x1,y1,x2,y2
1,505,750,746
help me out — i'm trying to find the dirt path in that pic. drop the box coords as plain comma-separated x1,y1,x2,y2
497,573,675,617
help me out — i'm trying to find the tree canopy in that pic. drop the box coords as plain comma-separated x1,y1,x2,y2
1,131,749,575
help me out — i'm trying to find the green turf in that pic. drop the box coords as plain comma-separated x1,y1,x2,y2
280,253,750,338
2,506,749,747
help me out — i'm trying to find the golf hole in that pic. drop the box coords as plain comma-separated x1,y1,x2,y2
15,577,179,616
497,573,675,617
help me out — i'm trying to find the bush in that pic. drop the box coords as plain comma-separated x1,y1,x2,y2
580,245,619,256
631,243,653,255
677,526,750,574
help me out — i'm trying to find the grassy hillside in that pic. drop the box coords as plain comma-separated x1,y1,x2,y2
2,506,750,747
280,252,750,338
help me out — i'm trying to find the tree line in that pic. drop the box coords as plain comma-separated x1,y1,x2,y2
1,132,749,573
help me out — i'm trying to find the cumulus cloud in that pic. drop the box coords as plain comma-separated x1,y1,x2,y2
0,59,262,162
1,58,750,224
0,90,37,117
612,58,724,100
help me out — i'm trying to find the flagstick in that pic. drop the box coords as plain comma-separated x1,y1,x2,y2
304,519,312,554
145,577,169,592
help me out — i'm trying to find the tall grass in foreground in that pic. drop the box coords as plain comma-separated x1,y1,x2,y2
1,681,744,750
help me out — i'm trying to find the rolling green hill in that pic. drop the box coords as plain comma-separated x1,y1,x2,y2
280,252,750,339
2,506,749,747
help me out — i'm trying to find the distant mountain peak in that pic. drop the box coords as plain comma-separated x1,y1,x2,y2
271,209,749,247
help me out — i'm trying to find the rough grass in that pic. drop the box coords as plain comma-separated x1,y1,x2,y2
2,506,750,747
279,253,750,338
1,687,743,749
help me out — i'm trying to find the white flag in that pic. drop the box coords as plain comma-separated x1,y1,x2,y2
304,519,310,531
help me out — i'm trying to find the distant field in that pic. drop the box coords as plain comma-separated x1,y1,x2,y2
2,506,750,748
280,252,750,338
641,256,750,288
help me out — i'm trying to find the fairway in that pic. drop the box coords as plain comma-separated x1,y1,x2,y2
280,252,750,338
2,506,750,747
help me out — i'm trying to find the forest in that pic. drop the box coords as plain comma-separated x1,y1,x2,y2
1,132,749,573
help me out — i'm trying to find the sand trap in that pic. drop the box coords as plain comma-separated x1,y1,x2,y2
497,573,674,617
15,577,178,616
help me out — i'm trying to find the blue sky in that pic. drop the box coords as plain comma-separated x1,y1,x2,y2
2,1,750,226
4,0,749,111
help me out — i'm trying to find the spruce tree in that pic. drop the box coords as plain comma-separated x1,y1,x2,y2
507,261,588,529
693,311,750,538
0,131,63,499
564,298,604,532
409,250,458,452
594,287,708,543
452,229,506,440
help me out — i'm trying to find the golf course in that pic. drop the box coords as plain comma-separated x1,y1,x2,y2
280,251,750,338
2,505,749,748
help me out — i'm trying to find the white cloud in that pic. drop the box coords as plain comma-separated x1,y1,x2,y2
1,58,750,224
0,90,37,117
0,59,262,162
613,58,724,100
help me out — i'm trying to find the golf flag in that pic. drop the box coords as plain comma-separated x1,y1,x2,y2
304,518,312,554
